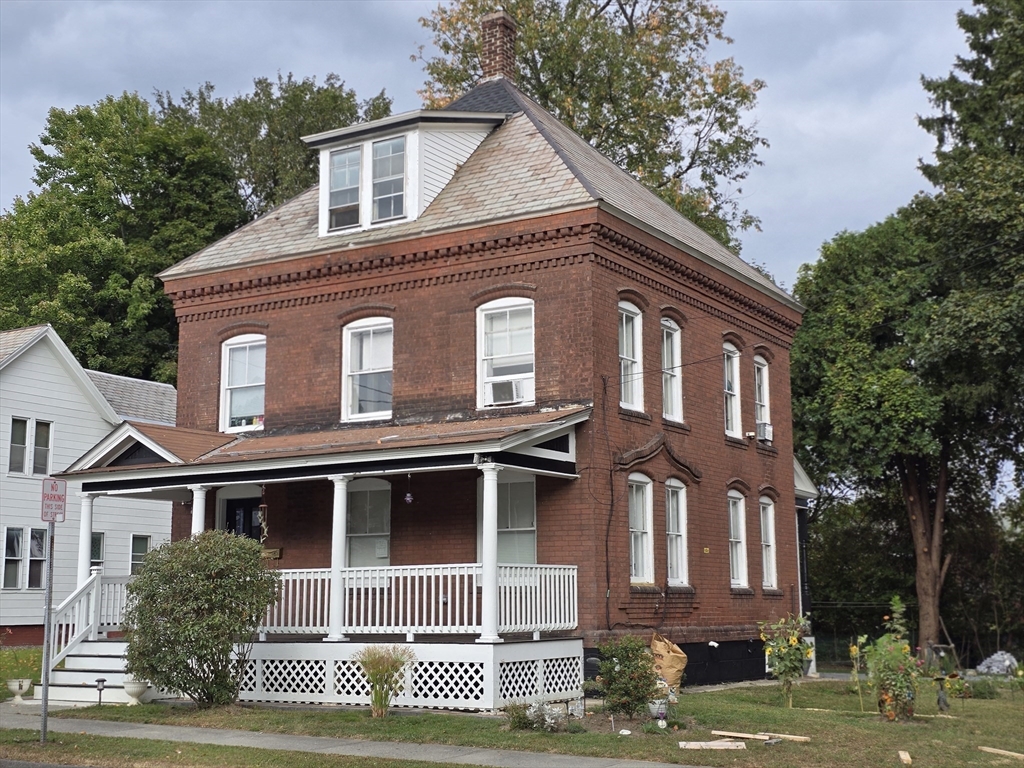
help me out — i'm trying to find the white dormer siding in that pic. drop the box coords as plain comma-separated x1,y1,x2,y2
306,111,503,239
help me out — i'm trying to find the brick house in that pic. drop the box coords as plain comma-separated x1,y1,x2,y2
57,12,806,707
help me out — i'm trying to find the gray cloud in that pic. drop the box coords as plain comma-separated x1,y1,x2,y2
1,0,972,290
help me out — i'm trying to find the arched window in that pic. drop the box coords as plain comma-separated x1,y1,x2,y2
342,317,393,421
628,473,653,583
754,354,770,430
477,297,535,408
619,301,643,410
662,318,682,422
220,334,266,432
728,489,748,587
348,478,391,567
759,496,777,589
723,342,741,437
666,479,688,586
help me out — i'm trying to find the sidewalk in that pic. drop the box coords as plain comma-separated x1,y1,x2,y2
0,702,697,768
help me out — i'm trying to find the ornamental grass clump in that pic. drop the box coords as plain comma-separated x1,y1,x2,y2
353,644,416,718
863,596,922,721
758,614,811,707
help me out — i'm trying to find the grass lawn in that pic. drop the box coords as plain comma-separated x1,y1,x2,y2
31,679,1023,767
0,730,468,768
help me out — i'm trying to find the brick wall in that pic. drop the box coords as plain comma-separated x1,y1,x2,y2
165,207,802,645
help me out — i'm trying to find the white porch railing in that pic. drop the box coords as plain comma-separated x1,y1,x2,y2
50,570,100,667
97,575,131,632
260,563,578,636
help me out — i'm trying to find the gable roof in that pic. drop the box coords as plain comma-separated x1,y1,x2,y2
0,324,49,368
158,79,798,311
85,370,176,426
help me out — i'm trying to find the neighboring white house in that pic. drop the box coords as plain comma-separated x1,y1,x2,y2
0,325,175,643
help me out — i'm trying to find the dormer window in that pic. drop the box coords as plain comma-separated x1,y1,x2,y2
329,147,360,230
372,137,405,222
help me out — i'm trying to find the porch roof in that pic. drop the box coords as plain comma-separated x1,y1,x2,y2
61,406,590,496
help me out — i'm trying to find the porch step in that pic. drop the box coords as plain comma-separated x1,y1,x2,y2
47,639,137,703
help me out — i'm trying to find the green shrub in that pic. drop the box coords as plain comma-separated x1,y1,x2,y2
863,596,922,721
597,635,659,719
123,530,280,707
353,644,416,718
969,677,998,699
502,701,533,730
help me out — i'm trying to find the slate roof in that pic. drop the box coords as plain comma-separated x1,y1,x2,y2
85,370,177,426
158,78,796,310
0,325,48,368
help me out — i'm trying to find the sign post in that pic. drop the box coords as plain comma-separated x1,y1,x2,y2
39,477,66,744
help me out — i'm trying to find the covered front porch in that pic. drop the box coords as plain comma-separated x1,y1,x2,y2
53,408,590,709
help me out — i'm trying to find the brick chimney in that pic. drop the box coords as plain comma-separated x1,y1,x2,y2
480,10,517,83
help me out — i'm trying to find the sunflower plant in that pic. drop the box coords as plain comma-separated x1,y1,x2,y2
758,614,811,707
863,596,923,721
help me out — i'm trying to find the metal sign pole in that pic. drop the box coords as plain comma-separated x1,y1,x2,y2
40,520,55,744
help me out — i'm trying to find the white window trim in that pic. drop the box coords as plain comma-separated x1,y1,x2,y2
319,132,420,237
754,355,770,427
723,342,741,437
661,318,683,422
219,333,266,434
728,490,748,588
91,531,105,571
27,527,46,589
215,485,263,532
371,136,407,224
760,497,777,589
475,471,537,564
476,297,536,410
619,301,644,411
342,317,394,422
7,417,51,477
628,473,654,584
666,479,688,587
347,478,391,567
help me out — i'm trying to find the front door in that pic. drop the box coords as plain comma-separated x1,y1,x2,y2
226,497,262,540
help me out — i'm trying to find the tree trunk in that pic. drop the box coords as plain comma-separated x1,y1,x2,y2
896,447,952,652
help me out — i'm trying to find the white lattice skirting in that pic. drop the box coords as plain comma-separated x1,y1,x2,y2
239,638,583,711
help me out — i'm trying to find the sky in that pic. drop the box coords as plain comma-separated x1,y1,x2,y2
0,0,971,290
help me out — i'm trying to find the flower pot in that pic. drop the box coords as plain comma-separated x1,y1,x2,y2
122,678,149,706
6,678,33,703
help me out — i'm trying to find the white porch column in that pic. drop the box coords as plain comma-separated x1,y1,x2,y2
189,485,208,536
76,492,96,587
325,474,350,642
477,464,502,643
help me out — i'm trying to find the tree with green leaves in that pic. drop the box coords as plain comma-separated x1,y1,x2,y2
157,73,392,217
0,92,248,382
415,0,766,248
793,0,1023,655
124,530,280,708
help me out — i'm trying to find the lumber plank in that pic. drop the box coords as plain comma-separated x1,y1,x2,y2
680,740,746,750
711,730,771,741
758,731,811,742
978,746,1024,760
899,750,912,765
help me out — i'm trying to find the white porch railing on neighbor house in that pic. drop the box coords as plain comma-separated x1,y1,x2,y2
97,575,131,632
260,564,578,637
49,569,101,667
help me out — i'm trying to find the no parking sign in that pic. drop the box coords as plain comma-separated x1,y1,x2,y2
41,477,66,523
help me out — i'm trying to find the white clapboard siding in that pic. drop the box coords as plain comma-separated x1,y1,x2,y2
0,335,171,626
421,128,493,209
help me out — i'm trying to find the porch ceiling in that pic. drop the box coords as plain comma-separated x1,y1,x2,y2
62,406,591,494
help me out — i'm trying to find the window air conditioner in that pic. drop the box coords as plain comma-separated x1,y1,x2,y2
486,379,524,406
756,422,774,442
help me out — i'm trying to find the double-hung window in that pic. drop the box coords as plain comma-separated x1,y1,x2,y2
131,535,150,576
628,474,653,583
478,298,534,408
28,528,46,588
754,355,770,426
372,137,405,222
666,479,688,586
619,302,643,410
343,318,393,420
723,343,741,437
329,147,361,230
221,334,266,432
3,528,22,589
728,491,748,587
347,479,391,567
760,497,777,589
662,318,682,422
8,418,50,475
91,532,105,570
497,476,536,563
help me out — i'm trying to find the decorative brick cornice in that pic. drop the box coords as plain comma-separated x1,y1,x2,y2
593,225,799,336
